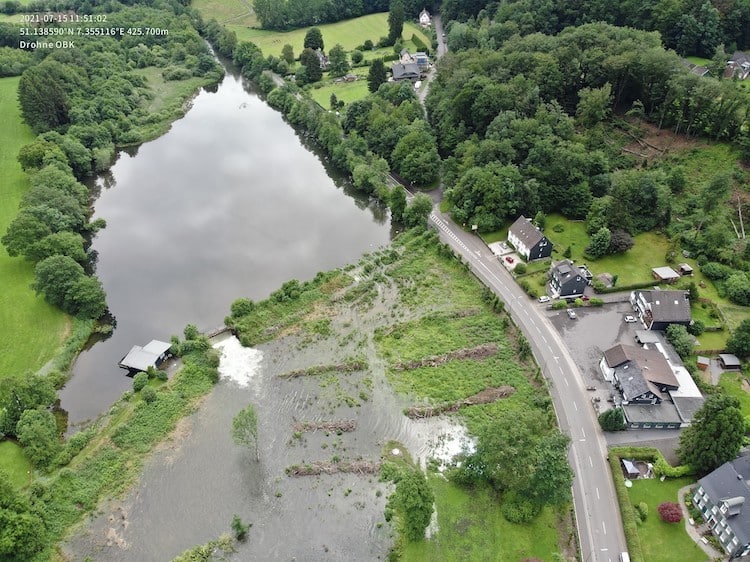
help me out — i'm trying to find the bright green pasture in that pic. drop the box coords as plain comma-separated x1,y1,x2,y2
0,77,69,378
222,12,431,59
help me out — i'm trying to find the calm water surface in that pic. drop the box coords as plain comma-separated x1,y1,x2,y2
59,68,392,427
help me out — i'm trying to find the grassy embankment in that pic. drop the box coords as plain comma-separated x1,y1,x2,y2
230,229,573,560
0,76,70,379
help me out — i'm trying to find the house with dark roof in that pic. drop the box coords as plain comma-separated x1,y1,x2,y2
391,62,420,81
507,216,552,261
630,289,691,331
549,259,588,299
725,51,750,80
599,340,703,429
693,455,750,559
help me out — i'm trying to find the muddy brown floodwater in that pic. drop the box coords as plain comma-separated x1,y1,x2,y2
64,273,474,561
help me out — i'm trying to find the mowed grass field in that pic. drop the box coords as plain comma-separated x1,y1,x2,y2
0,77,69,378
188,4,431,60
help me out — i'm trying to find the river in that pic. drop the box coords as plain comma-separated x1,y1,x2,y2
58,63,393,429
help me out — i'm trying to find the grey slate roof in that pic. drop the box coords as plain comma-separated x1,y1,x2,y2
720,354,742,368
636,290,691,323
391,63,420,80
508,216,544,248
616,363,661,401
672,396,705,423
699,456,750,546
622,402,682,424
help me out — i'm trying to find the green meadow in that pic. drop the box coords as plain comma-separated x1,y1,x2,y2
0,76,69,379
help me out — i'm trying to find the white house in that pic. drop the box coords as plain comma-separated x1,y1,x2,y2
419,8,431,27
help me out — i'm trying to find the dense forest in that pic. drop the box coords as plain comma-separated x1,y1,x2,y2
441,0,750,54
424,3,750,282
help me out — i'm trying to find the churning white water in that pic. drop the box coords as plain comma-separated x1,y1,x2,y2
213,336,263,387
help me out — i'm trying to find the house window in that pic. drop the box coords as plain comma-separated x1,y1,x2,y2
720,503,728,514
643,423,652,428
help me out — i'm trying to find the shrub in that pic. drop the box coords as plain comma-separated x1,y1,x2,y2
351,49,363,64
636,501,648,521
231,514,252,541
589,298,604,306
514,262,527,275
657,502,683,523
701,261,733,281
598,407,625,431
502,491,541,523
141,386,157,404
687,320,705,336
552,300,568,310
132,372,148,392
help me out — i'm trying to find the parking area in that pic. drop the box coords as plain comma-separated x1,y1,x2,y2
545,300,644,407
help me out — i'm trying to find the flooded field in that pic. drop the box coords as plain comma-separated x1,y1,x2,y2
65,303,473,560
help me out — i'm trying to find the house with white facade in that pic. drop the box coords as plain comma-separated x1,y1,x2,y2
693,456,750,559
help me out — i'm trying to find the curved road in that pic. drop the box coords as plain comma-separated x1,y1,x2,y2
428,210,626,562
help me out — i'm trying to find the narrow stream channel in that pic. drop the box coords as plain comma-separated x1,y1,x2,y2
58,61,393,428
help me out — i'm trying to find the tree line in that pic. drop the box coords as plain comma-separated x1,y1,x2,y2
2,5,224,320
441,0,750,55
251,0,427,31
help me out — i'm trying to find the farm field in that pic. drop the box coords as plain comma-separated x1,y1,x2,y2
188,6,431,60
0,76,69,379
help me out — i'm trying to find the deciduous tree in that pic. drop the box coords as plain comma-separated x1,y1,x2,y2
16,408,61,469
368,58,387,93
677,394,745,475
727,319,750,358
232,404,259,461
303,27,324,51
328,43,349,77
388,0,405,44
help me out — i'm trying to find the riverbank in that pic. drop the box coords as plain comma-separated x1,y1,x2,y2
64,229,573,561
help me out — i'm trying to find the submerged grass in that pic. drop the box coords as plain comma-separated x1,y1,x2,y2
18,340,220,560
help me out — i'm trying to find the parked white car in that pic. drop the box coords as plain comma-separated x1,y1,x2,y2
566,309,577,319
538,295,551,303
624,315,637,323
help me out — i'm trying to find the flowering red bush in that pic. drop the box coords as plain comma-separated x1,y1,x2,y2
658,502,683,523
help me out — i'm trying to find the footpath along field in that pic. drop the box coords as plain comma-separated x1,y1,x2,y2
0,76,69,378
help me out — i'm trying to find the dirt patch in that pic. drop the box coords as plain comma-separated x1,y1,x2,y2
621,120,707,162
292,419,357,433
393,343,498,371
285,459,381,477
405,385,516,419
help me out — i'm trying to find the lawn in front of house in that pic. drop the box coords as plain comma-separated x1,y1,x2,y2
627,477,709,562
0,77,70,379
401,476,566,562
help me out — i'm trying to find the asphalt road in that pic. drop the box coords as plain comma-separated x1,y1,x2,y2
429,210,626,562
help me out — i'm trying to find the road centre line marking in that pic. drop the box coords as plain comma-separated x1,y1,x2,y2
596,487,600,500
573,402,578,411
589,456,593,468
602,521,607,535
